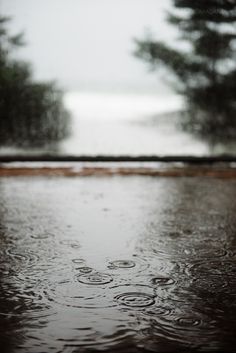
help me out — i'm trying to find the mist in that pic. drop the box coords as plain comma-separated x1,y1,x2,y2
1,0,173,92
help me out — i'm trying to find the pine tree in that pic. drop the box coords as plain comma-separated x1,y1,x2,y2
135,0,236,140
0,15,70,147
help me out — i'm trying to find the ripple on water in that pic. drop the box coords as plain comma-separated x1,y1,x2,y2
142,305,172,317
108,260,136,269
107,255,149,276
46,279,116,309
187,246,228,259
0,281,55,320
141,304,216,350
165,286,203,303
187,260,236,278
77,273,113,285
77,267,93,274
60,240,80,249
149,241,227,262
72,259,93,273
175,316,201,327
151,276,175,286
115,292,155,308
31,233,54,240
111,284,156,310
192,276,229,294
72,258,86,266
5,248,39,267
138,252,180,277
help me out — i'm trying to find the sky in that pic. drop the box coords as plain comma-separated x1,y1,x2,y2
1,0,175,92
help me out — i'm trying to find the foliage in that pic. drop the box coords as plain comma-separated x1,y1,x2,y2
0,15,70,147
135,0,236,140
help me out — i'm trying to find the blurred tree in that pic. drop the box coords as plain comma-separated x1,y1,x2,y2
135,0,236,140
0,15,70,147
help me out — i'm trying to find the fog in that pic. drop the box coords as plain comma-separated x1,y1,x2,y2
1,0,173,92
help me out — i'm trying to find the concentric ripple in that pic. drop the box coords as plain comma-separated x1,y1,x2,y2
175,316,201,327
5,248,39,267
151,276,175,286
107,255,149,276
115,292,155,308
77,267,93,274
72,258,86,266
111,284,156,309
108,260,136,269
77,273,113,285
46,279,116,309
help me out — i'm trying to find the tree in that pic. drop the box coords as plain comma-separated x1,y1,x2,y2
0,15,70,147
134,0,236,140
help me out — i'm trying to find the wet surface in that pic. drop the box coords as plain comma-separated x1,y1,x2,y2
0,174,236,352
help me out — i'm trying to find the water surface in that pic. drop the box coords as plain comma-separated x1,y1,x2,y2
0,175,236,352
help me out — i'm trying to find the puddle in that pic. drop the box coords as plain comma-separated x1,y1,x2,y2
0,176,236,352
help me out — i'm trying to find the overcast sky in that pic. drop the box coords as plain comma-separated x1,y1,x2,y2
1,0,175,92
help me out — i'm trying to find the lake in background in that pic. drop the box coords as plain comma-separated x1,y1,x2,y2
1,91,236,156
55,91,236,156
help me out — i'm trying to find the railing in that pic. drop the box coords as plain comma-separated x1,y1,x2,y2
1,155,236,163
0,155,236,178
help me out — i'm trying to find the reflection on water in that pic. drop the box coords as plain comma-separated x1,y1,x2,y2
1,92,236,156
0,175,236,352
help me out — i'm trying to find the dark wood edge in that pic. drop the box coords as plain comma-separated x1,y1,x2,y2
1,155,236,164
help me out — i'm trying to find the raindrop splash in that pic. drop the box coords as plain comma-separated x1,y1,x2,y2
77,273,113,285
115,292,155,308
109,260,136,269
151,276,175,286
